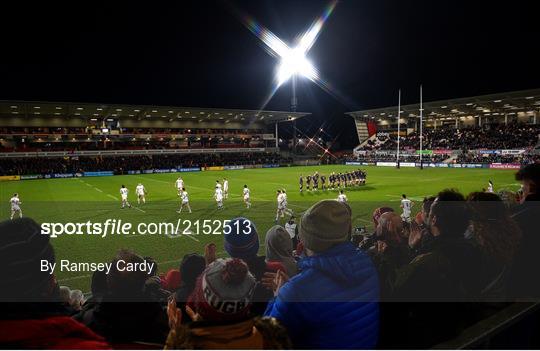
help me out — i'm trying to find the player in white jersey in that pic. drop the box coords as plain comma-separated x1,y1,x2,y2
487,180,494,193
400,194,413,223
275,190,288,222
215,180,222,190
337,190,348,203
135,183,147,205
9,193,22,220
177,187,192,213
281,189,293,217
175,177,184,196
223,178,229,199
120,185,132,209
243,185,251,209
214,187,224,210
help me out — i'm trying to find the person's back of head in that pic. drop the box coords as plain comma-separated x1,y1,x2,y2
224,217,259,260
106,249,147,299
59,286,71,304
516,163,540,200
299,200,352,254
372,207,394,228
376,212,404,246
90,270,108,299
467,192,521,264
428,189,469,238
0,218,58,303
179,253,206,288
187,258,256,323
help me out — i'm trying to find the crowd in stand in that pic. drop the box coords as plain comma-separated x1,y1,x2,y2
351,154,449,163
0,138,265,153
456,153,539,165
361,124,540,152
0,152,292,175
1,163,539,349
0,127,266,136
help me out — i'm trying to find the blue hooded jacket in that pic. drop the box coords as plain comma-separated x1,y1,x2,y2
264,242,379,349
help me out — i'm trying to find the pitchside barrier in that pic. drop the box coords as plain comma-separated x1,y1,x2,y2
2,164,282,180
1,161,525,181
345,161,521,169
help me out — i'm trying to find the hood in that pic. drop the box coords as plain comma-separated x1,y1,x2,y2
299,242,376,285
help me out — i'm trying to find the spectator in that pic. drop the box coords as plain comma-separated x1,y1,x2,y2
224,217,274,315
509,163,540,299
173,253,206,322
264,200,379,349
0,218,110,349
265,225,298,277
408,196,436,255
165,258,291,349
467,192,521,301
370,212,410,298
392,189,482,347
74,249,169,345
357,206,394,250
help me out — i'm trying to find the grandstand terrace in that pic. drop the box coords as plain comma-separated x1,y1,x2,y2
0,101,309,154
346,89,540,165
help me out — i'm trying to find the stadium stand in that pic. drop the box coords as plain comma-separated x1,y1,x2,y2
0,101,308,176
346,89,540,165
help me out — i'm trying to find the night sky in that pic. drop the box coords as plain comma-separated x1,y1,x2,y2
1,1,539,148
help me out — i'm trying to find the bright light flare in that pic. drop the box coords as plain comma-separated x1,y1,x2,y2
276,47,317,85
239,0,341,110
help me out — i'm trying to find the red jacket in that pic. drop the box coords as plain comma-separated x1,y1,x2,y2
0,316,111,349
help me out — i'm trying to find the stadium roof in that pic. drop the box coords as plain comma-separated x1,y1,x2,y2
346,88,540,122
0,100,310,124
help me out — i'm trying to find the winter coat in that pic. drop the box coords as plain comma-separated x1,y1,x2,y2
264,242,379,349
0,316,111,349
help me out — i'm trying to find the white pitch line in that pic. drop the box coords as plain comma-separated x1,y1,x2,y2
183,234,200,242
107,194,118,200
133,206,146,213
94,187,103,193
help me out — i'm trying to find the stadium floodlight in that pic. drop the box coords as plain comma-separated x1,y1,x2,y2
241,0,337,112
276,47,317,86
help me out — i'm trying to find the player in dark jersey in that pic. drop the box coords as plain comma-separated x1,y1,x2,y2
299,175,304,192
313,172,319,191
306,175,312,191
320,174,326,190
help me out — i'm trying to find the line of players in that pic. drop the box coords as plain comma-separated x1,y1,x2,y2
116,177,252,213
299,169,366,192
117,176,297,220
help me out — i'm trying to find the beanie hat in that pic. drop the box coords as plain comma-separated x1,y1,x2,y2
0,218,56,301
224,217,259,259
299,200,352,252
188,258,255,322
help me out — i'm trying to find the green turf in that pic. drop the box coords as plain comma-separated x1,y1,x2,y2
0,165,518,292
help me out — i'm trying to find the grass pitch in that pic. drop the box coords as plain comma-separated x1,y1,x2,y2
0,165,518,291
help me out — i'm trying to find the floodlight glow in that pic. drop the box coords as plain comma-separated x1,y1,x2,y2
276,47,317,85
240,0,338,106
